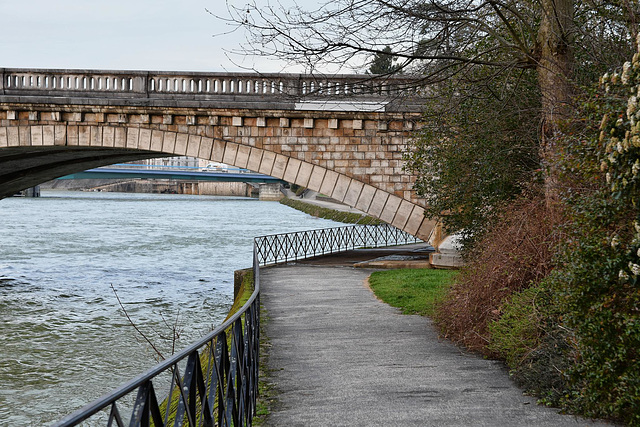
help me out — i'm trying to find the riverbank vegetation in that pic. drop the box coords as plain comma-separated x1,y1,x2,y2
224,1,640,423
280,197,383,225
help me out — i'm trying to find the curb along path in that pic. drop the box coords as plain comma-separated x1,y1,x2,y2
260,264,611,427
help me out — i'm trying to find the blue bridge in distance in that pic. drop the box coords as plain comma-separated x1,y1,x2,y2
58,167,285,184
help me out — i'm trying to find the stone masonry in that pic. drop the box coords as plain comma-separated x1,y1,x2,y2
0,69,436,241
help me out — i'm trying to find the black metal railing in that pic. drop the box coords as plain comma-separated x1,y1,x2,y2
254,224,420,266
50,224,419,426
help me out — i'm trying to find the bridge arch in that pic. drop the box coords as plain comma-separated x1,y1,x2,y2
0,122,435,241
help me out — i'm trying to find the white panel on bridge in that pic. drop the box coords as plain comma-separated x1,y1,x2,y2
294,101,387,112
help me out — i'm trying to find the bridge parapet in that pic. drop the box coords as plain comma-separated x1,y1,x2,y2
0,68,422,110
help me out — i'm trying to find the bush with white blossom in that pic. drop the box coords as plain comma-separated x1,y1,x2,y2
600,33,640,288
547,34,640,424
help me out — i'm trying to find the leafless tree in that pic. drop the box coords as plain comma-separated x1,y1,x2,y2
218,0,637,199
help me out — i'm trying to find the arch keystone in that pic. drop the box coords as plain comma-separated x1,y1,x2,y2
79,126,91,146
54,126,67,146
7,127,18,146
90,126,103,147
102,127,115,147
139,129,152,150
19,127,30,146
67,126,79,146
150,130,164,151
126,128,139,148
114,127,127,148
42,126,56,145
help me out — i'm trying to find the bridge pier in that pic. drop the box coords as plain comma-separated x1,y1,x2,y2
179,181,198,195
21,185,40,197
259,183,283,201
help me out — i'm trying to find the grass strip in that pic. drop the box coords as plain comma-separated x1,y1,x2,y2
368,268,457,317
280,197,383,225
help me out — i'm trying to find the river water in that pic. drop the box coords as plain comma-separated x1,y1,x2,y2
0,190,340,426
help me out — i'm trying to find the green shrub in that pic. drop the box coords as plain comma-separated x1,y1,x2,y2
488,283,572,405
488,285,546,368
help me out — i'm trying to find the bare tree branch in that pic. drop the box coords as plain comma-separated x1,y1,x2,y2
111,284,165,361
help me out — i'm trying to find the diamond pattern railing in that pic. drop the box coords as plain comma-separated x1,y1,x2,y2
254,224,421,266
50,224,418,426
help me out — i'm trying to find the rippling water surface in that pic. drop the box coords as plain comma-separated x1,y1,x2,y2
0,190,340,426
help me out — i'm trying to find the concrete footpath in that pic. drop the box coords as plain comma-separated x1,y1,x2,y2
259,254,613,426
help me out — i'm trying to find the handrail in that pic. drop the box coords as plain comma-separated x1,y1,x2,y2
50,224,420,426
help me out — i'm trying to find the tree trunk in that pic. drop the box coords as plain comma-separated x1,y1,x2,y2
537,0,575,204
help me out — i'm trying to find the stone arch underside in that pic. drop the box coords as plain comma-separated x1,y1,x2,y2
0,124,436,241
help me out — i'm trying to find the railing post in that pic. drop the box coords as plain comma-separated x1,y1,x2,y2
131,74,147,95
286,76,300,96
0,68,4,95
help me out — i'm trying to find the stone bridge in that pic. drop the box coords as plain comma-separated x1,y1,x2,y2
0,68,435,241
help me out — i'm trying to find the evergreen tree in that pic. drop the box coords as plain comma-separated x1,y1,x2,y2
367,46,397,74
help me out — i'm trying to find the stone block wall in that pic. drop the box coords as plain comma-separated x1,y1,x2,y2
0,104,436,241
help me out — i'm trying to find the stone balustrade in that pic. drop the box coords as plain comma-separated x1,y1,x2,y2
0,68,419,101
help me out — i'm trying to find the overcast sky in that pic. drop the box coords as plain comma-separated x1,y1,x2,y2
0,0,309,73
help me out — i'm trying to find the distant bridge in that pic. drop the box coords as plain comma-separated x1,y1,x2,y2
58,167,284,183
0,68,435,241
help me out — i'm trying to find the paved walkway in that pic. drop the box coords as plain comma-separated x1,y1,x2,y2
260,262,613,426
